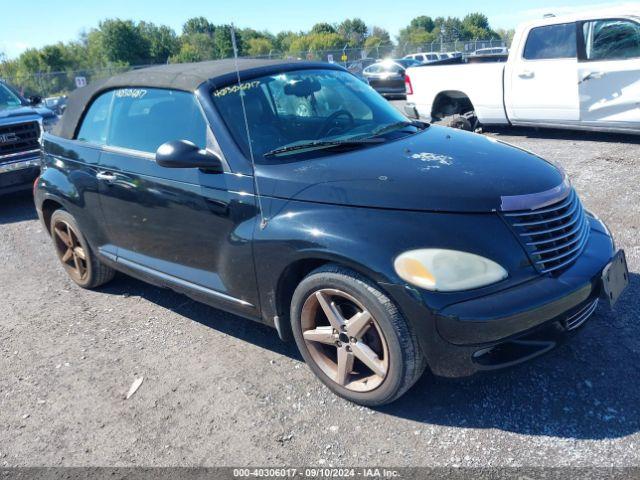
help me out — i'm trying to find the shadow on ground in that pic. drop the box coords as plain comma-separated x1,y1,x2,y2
99,265,640,441
0,191,37,224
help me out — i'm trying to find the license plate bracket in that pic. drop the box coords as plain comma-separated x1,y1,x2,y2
602,250,629,308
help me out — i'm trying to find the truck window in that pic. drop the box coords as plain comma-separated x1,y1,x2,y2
523,23,577,60
582,19,640,61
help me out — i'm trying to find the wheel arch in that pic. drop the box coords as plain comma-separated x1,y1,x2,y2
271,253,395,341
431,90,475,120
40,197,65,233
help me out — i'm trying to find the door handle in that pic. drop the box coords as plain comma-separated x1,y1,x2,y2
580,71,605,83
96,171,117,183
518,70,534,79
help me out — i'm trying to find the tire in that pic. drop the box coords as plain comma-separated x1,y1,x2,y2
49,209,115,289
445,113,474,131
290,264,426,406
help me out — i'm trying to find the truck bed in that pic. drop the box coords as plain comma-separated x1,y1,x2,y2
406,61,508,125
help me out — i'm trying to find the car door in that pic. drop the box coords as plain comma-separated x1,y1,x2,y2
506,22,580,123
578,17,640,128
94,87,261,315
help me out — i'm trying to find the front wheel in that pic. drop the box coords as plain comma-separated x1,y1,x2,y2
290,265,426,406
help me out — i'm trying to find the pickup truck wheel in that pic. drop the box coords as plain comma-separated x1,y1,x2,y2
290,265,426,406
50,210,115,289
445,113,474,131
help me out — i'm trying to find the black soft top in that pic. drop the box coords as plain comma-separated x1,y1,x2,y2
54,59,343,139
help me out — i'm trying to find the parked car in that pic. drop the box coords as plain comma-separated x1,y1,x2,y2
403,52,441,63
0,81,57,195
35,59,628,405
472,47,509,56
363,59,419,97
41,95,68,116
405,8,640,134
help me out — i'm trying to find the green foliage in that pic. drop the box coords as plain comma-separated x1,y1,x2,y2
182,17,215,36
398,12,500,53
0,12,505,97
311,23,337,35
496,28,516,46
338,18,368,47
98,19,150,65
139,22,179,64
364,27,393,58
247,37,274,56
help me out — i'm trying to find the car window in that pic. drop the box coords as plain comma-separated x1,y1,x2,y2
364,65,381,74
76,91,114,145
211,69,409,160
583,19,640,60
524,23,577,60
108,88,207,154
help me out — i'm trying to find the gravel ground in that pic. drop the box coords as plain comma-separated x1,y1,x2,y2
1,107,639,467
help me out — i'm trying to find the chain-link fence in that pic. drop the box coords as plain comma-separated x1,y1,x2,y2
1,39,505,99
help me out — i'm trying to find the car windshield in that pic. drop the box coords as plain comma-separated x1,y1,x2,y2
0,83,23,110
211,69,419,160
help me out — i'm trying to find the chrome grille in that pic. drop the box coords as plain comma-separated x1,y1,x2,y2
503,189,590,274
0,121,41,161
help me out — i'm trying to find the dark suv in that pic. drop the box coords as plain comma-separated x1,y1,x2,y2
0,81,57,195
35,60,628,405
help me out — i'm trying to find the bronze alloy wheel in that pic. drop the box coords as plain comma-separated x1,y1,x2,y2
52,219,89,284
300,288,389,392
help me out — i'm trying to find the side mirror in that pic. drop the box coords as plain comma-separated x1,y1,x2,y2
29,95,42,106
155,140,223,172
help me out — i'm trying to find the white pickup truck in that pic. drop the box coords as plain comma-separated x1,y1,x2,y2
404,8,640,135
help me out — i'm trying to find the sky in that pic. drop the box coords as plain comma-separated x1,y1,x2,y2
0,0,636,59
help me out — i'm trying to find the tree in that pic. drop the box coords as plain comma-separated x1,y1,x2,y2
311,23,336,35
338,18,368,47
97,19,150,65
462,13,498,40
274,31,297,53
409,16,435,33
364,26,392,57
247,37,274,56
182,17,215,37
171,33,216,63
496,28,515,46
214,26,236,58
139,22,179,64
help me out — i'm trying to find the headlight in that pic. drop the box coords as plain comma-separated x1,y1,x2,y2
393,249,508,292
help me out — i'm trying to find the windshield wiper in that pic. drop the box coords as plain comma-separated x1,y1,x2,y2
367,120,424,138
263,138,385,158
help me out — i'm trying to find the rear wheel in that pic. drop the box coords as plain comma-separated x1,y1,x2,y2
290,265,426,406
50,210,115,289
444,112,477,131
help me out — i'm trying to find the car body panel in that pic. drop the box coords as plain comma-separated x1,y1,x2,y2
254,125,564,213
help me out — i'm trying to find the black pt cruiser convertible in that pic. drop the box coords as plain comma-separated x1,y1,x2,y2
35,59,629,405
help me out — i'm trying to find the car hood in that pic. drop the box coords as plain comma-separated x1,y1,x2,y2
256,125,565,213
0,105,54,120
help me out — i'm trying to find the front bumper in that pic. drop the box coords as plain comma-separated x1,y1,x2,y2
383,218,618,377
0,156,40,195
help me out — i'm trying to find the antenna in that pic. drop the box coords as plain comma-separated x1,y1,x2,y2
230,24,268,229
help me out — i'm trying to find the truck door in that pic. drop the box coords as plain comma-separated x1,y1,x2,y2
578,18,640,129
506,22,580,123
